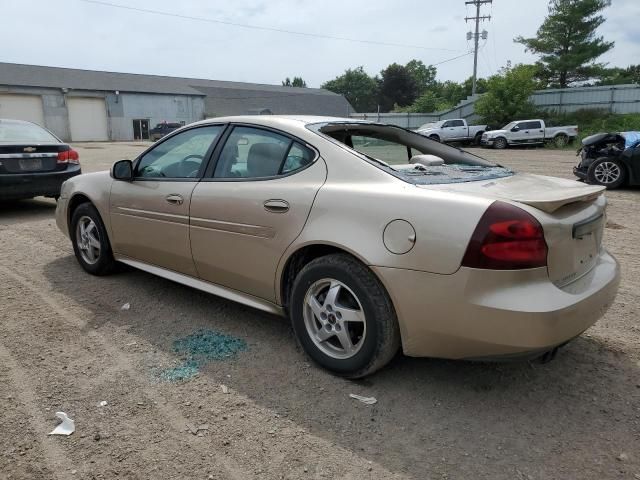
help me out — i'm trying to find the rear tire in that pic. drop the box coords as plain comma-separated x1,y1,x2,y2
587,157,626,189
289,254,400,378
493,137,508,149
554,134,569,148
429,134,441,143
70,202,117,275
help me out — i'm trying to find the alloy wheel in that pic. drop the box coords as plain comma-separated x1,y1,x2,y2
303,278,367,360
594,161,621,185
75,216,101,264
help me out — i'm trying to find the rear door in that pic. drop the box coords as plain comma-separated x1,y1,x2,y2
448,119,468,141
109,125,225,275
526,120,545,143
189,125,326,302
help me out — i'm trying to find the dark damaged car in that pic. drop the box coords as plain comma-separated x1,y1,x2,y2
574,131,640,189
0,119,81,201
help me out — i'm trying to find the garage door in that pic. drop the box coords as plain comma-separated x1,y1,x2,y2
67,97,109,141
0,94,45,125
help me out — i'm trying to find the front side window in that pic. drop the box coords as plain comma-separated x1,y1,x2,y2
214,126,313,179
136,126,223,179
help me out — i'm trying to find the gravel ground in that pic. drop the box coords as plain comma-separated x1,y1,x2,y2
0,142,638,480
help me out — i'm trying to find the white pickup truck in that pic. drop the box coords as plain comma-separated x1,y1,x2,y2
481,119,579,149
416,118,487,144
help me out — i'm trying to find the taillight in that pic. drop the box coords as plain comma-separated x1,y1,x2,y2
57,149,80,165
462,201,548,270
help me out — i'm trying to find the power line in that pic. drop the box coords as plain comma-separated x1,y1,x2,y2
79,0,462,53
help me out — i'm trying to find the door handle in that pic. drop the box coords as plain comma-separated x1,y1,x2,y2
263,199,289,213
165,194,184,205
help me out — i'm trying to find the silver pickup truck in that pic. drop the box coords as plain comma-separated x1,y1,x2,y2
416,118,487,144
481,119,579,149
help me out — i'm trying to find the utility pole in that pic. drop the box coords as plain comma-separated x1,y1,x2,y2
465,0,492,96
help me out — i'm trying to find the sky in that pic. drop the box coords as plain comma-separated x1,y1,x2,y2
1,0,638,88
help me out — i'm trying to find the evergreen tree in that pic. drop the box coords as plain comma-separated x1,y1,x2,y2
515,0,614,87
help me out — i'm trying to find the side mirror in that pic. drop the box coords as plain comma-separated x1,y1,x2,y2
111,159,133,181
511,126,520,132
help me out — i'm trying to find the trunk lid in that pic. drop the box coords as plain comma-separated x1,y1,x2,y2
0,143,65,174
422,173,607,287
421,173,604,213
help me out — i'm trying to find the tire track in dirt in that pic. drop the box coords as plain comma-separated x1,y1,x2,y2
0,228,405,479
0,264,250,480
0,342,70,480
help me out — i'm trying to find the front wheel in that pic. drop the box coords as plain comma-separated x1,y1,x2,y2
493,137,508,149
71,202,117,275
289,254,400,378
587,157,626,189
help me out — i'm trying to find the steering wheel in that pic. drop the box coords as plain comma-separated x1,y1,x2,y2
182,154,204,177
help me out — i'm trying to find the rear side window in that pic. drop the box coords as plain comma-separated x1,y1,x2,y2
214,126,314,179
451,120,465,127
527,121,542,129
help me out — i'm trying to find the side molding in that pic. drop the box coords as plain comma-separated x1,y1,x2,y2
115,256,285,317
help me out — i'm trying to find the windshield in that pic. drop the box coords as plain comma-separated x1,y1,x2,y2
0,119,59,143
501,121,517,130
308,122,513,185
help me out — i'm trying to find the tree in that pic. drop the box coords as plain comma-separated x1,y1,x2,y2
321,67,379,112
515,0,614,88
405,60,437,95
598,65,640,85
282,76,307,87
378,63,418,112
474,64,539,127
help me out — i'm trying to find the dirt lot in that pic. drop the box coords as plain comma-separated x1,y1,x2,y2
0,142,638,480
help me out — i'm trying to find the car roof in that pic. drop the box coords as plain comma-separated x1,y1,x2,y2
191,115,366,128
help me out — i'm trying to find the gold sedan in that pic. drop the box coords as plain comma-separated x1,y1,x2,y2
56,116,620,377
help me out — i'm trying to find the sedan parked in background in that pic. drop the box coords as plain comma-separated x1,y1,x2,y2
574,131,640,189
150,122,183,141
56,116,619,377
0,118,81,201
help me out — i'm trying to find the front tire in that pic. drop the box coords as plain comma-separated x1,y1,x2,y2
587,157,626,189
493,137,508,149
289,254,400,378
70,202,117,275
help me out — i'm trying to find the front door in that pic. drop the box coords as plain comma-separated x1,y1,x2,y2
510,122,529,144
190,125,326,302
109,125,225,275
443,119,467,141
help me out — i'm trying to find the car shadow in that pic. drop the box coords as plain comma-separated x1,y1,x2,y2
0,198,57,225
42,255,640,479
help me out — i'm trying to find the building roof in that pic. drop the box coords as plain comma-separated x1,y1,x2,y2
0,62,350,105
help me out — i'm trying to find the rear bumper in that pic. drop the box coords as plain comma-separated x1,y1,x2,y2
373,249,620,359
0,166,81,200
